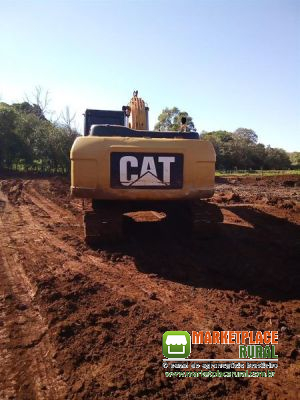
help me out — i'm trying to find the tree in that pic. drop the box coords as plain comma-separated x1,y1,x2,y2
0,104,20,168
154,107,196,131
0,96,79,174
59,106,77,132
200,131,235,169
200,130,289,170
13,101,46,120
264,147,291,169
24,86,52,119
289,152,300,167
235,128,258,144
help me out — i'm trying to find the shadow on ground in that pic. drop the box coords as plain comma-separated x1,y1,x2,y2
94,205,300,302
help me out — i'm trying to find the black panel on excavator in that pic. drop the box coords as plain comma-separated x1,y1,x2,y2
84,109,125,136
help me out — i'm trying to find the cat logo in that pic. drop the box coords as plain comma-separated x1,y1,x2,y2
110,152,183,189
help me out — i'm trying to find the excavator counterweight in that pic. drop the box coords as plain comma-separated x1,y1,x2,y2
70,92,218,244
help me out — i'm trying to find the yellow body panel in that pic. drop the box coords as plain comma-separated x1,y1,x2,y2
70,136,215,201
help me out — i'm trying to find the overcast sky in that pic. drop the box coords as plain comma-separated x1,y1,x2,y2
1,0,299,151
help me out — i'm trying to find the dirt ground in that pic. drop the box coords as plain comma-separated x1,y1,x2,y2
0,173,299,399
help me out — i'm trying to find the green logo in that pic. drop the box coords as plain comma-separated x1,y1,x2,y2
162,331,191,359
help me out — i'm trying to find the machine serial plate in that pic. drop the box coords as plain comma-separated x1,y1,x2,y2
110,152,183,189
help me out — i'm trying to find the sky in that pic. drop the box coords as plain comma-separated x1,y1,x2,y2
0,0,299,151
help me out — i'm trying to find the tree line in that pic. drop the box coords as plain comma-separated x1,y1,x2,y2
200,129,291,170
0,100,79,174
0,99,297,175
155,107,294,170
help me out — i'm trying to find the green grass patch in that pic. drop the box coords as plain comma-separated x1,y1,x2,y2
216,170,300,177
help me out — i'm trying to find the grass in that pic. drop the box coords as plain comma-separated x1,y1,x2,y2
215,170,300,177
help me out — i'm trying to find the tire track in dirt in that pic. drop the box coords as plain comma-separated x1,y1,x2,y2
21,184,218,359
20,183,268,335
0,184,205,389
80,253,209,330
24,187,73,223
7,183,180,315
21,183,211,328
19,206,78,258
0,194,67,399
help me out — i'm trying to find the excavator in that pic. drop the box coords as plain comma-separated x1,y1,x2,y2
70,92,217,244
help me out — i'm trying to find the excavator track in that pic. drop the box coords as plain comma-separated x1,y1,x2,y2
165,200,223,238
189,200,223,238
84,200,223,245
84,203,124,245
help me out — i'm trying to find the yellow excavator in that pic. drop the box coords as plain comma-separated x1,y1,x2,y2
70,92,217,244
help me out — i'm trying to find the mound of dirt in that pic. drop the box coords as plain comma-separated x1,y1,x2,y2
0,179,25,204
212,191,241,203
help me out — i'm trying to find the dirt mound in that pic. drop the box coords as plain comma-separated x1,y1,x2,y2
0,179,26,204
212,191,241,203
282,179,300,187
214,174,300,220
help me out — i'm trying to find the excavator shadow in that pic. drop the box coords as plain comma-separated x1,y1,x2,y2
95,204,300,301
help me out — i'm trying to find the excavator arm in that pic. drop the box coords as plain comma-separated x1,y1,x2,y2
124,91,149,131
